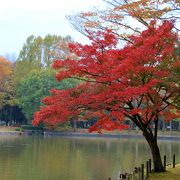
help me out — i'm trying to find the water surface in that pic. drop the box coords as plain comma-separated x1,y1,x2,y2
0,136,179,180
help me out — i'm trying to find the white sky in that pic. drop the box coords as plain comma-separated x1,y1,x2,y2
0,0,104,58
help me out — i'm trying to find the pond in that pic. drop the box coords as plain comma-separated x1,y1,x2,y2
0,136,179,180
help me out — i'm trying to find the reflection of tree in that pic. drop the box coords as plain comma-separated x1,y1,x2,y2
0,136,28,179
0,137,179,179
0,137,27,158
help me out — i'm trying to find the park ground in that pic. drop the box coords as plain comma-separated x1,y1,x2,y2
149,164,180,180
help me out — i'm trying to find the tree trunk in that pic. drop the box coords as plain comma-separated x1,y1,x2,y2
143,132,165,172
148,140,165,172
162,120,165,131
73,119,77,132
131,115,165,172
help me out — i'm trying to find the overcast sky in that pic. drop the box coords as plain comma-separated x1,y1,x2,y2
0,0,104,59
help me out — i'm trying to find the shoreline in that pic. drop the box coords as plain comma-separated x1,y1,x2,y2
0,130,180,141
43,131,180,141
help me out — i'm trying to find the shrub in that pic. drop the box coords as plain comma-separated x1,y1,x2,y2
21,125,43,131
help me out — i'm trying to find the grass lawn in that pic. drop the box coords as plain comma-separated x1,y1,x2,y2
0,126,18,132
149,164,180,180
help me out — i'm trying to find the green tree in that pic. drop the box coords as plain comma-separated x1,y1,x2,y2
0,57,14,109
0,57,15,124
16,69,78,124
43,35,73,66
17,35,73,65
14,34,74,85
14,34,76,124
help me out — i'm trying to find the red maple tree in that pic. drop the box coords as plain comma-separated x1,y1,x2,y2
33,21,179,172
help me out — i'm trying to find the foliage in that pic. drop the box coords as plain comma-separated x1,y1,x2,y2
33,21,179,172
16,69,79,124
0,57,14,109
13,34,77,125
21,125,43,131
53,122,72,132
14,34,74,85
68,0,179,42
33,21,179,128
18,34,74,65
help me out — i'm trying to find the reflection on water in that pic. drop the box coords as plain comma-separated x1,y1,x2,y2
0,136,179,180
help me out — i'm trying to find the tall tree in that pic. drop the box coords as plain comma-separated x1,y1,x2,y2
33,21,179,172
0,57,14,124
14,34,77,124
14,34,74,84
0,57,13,109
17,34,74,65
43,35,74,66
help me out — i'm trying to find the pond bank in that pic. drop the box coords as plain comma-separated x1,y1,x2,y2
0,127,180,141
0,131,22,136
43,131,180,141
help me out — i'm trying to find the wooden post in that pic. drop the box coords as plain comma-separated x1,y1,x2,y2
146,161,149,178
164,155,166,171
138,167,141,180
149,159,151,173
173,154,175,168
141,164,144,180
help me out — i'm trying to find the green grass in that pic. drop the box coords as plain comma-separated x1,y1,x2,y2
149,165,180,180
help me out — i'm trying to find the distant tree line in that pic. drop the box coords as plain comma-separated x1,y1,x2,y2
0,34,79,127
